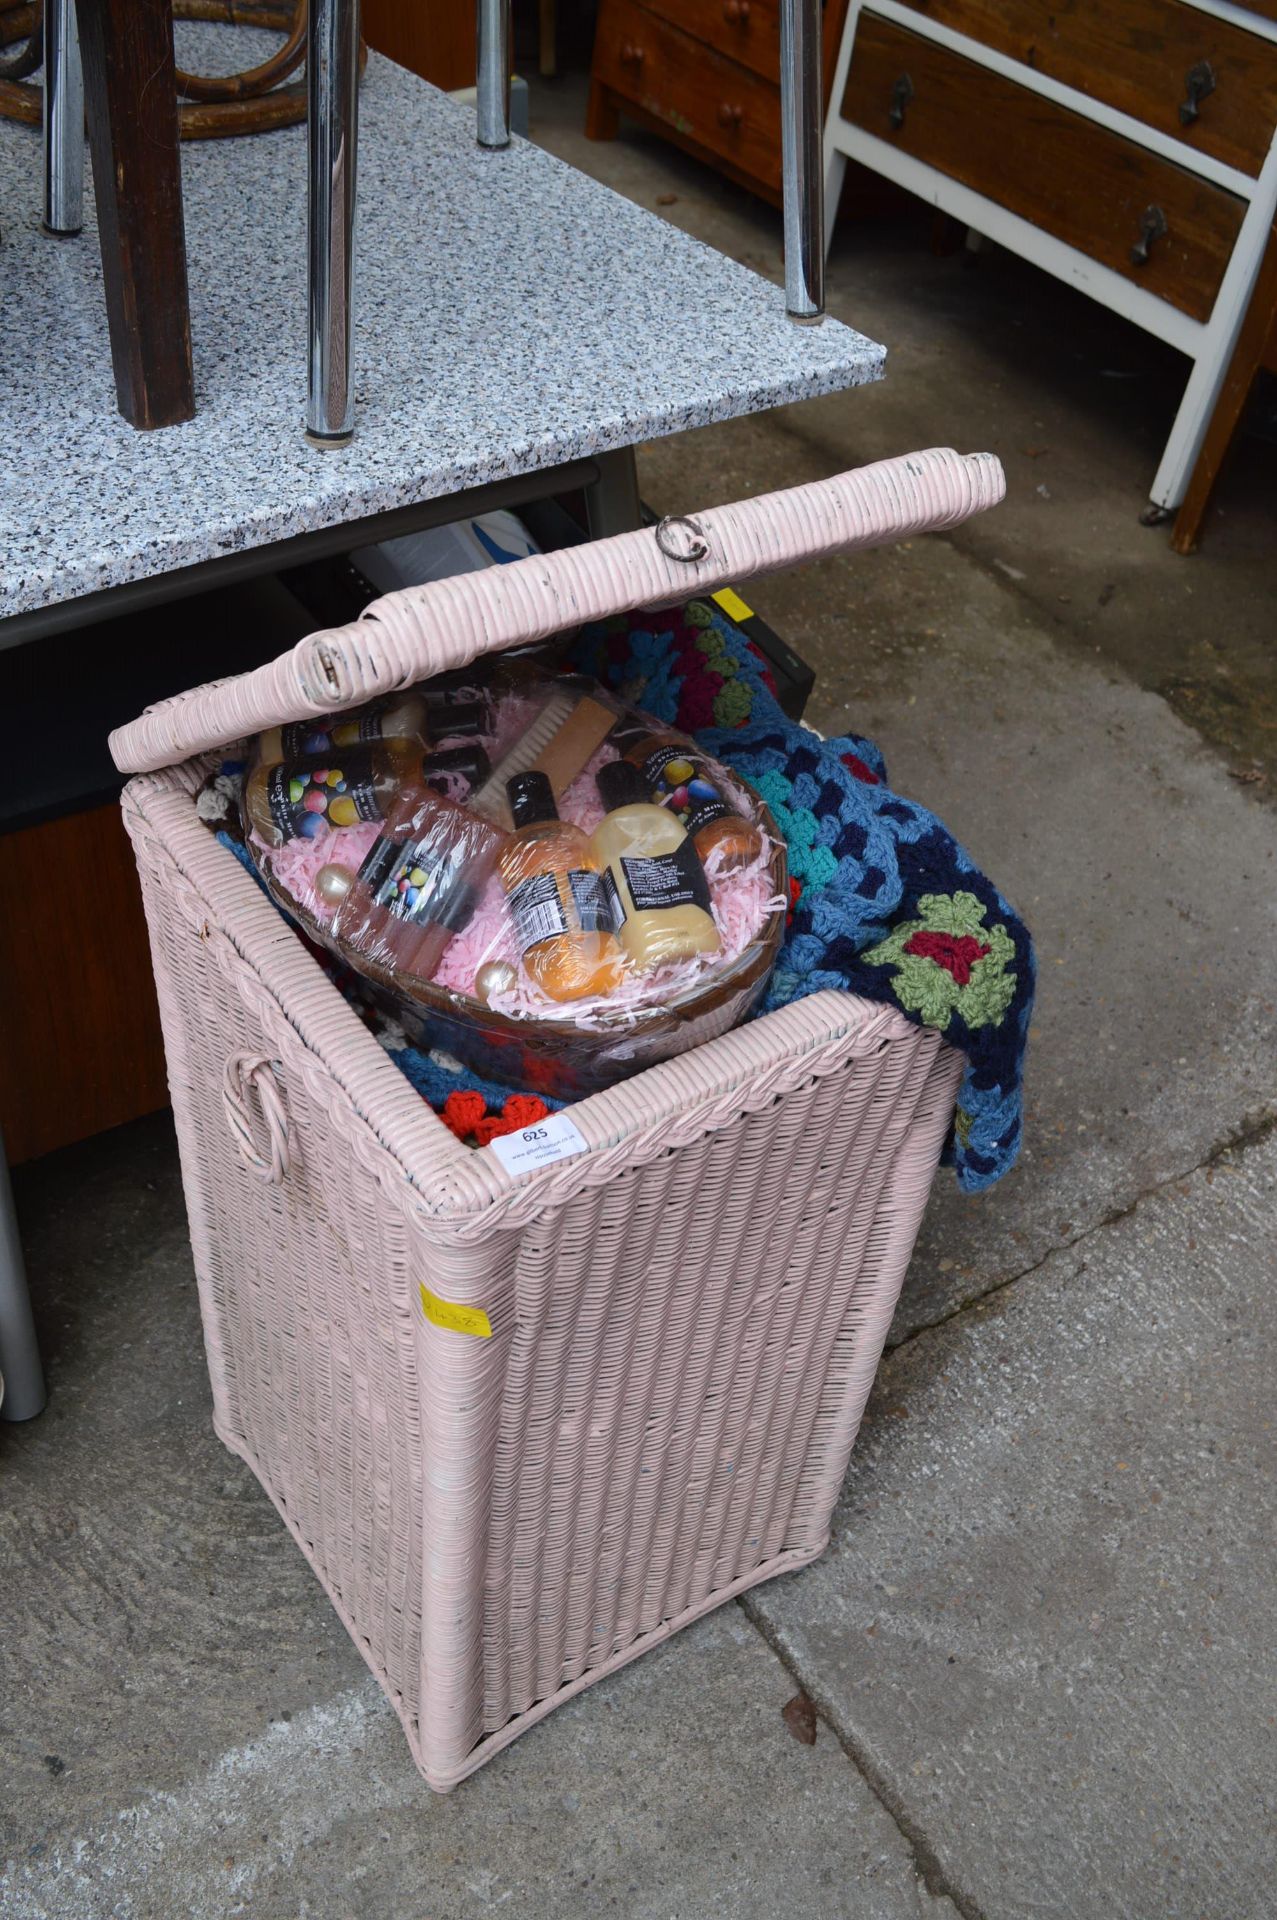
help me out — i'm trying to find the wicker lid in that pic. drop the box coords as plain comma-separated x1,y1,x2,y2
108,450,1004,776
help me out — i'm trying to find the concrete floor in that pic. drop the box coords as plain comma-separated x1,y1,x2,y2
4,74,1276,1920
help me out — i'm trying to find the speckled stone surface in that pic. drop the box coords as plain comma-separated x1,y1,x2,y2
0,31,883,622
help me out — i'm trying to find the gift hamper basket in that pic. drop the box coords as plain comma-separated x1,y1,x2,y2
110,449,1002,1789
238,657,791,1102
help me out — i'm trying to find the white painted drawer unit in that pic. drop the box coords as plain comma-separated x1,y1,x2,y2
824,0,1277,512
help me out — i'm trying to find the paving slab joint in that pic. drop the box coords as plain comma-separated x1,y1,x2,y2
894,1101,1277,1355
737,1598,986,1920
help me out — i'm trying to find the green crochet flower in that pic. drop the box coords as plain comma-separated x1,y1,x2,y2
862,891,1016,1033
713,679,754,727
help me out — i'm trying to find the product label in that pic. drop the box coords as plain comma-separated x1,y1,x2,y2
487,1110,589,1177
509,872,570,954
360,829,472,929
621,841,711,914
640,742,700,791
568,868,613,934
266,748,381,841
682,797,732,838
639,748,741,844
279,718,337,759
419,1284,492,1339
599,865,626,931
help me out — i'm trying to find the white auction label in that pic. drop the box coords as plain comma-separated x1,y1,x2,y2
487,1111,589,1176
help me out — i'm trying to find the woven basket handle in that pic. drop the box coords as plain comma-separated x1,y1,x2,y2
110,448,1004,775
223,1054,292,1184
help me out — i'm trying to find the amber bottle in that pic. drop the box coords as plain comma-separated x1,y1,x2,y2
499,772,623,1002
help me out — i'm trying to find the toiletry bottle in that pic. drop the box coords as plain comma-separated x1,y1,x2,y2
590,760,720,970
499,772,623,1002
417,687,492,739
257,693,431,768
422,743,492,801
334,785,504,982
245,736,426,847
620,729,762,875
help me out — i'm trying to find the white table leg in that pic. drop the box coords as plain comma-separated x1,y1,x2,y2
1147,142,1277,511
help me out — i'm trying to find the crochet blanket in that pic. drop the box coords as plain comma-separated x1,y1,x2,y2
570,600,1034,1191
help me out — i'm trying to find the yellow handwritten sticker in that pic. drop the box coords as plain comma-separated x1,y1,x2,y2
419,1284,493,1339
713,587,754,625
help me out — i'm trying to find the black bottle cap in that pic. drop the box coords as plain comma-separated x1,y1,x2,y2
596,759,647,813
422,744,491,795
507,770,559,828
429,698,489,737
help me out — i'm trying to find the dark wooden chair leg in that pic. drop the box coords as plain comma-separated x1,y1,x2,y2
1172,217,1277,555
76,0,195,429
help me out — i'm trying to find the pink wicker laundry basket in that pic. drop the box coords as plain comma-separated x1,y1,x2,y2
111,448,1002,1790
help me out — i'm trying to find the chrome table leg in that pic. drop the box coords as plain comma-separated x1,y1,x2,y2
779,0,824,322
43,0,84,237
477,0,512,148
306,0,361,443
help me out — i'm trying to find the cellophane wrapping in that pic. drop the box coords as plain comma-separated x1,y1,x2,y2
240,656,787,1100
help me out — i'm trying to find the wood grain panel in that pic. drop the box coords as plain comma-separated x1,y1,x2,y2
0,807,168,1163
894,0,1277,178
641,0,782,83
844,13,1246,321
593,0,784,193
362,0,474,93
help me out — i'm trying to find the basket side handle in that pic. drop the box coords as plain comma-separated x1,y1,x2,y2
110,448,1004,775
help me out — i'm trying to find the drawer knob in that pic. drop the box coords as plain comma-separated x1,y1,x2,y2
620,39,645,66
723,0,751,20
889,73,914,130
718,100,744,127
1179,59,1216,127
1130,204,1168,267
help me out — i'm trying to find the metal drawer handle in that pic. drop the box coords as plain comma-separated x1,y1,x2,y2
723,0,751,19
718,100,744,127
1179,59,1215,127
1130,204,1168,267
223,1054,292,1184
889,73,914,130
620,39,645,66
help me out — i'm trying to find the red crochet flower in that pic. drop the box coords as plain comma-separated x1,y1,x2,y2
903,929,991,987
441,1089,486,1139
473,1094,551,1148
786,874,802,927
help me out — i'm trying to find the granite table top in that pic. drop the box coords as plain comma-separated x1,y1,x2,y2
0,36,883,625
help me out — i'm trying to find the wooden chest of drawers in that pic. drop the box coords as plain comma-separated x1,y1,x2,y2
824,0,1277,519
589,0,850,205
